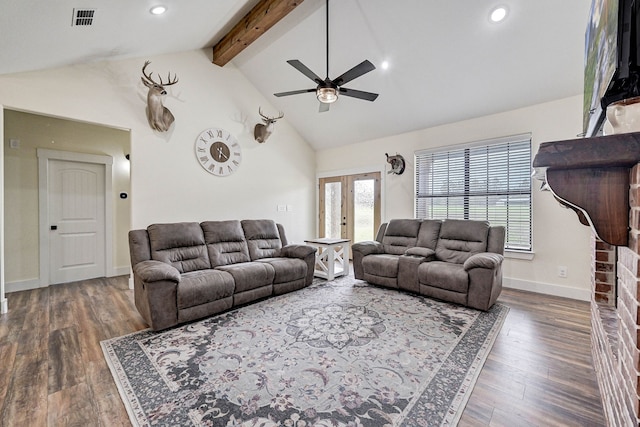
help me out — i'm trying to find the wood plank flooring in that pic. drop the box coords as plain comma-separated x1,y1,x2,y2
0,277,605,426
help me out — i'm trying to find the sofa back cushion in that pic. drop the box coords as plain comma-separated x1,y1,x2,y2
435,219,490,264
382,219,422,255
147,222,210,273
416,220,442,250
201,220,251,267
242,219,283,260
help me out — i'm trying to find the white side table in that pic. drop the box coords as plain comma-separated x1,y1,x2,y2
304,238,351,280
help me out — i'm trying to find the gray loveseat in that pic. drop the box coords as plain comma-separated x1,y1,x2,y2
129,219,316,330
352,219,505,311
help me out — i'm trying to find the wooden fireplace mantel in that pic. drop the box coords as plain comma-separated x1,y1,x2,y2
532,132,640,246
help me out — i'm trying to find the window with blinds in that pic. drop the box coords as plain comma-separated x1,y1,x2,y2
415,134,532,251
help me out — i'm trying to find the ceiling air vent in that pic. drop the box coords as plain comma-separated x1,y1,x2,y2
72,8,96,26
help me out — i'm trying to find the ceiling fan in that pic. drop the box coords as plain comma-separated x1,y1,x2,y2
274,0,379,112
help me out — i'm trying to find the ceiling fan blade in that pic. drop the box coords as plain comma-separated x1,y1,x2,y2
319,102,330,113
274,88,316,97
287,60,324,84
332,60,376,86
339,87,379,101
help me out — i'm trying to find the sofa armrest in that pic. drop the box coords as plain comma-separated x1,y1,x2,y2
352,241,384,280
465,253,504,311
280,244,317,259
463,252,503,271
134,260,181,283
405,247,436,259
352,241,384,256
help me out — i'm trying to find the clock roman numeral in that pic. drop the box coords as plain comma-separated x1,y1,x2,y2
216,130,223,138
218,166,224,175
208,164,216,173
206,130,214,139
197,147,206,153
233,160,240,167
228,165,233,173
199,155,209,164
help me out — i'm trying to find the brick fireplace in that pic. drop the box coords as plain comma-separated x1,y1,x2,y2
590,164,640,426
533,134,640,426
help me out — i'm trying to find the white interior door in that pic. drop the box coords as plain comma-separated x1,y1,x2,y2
48,159,106,284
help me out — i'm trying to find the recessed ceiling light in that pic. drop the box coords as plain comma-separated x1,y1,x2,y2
150,5,167,15
490,6,507,23
381,60,390,70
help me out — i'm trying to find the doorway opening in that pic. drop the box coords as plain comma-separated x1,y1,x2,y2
3,108,131,292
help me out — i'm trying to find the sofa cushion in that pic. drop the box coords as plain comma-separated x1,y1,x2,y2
418,261,469,293
416,220,442,250
201,220,251,267
435,220,490,264
362,254,401,278
177,269,234,309
148,222,210,273
216,262,275,293
242,220,283,260
382,219,422,255
258,258,307,284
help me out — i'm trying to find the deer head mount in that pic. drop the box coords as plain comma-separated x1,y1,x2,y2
385,153,405,175
141,60,179,132
254,107,284,143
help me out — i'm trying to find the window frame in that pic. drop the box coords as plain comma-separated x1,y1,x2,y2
414,133,532,251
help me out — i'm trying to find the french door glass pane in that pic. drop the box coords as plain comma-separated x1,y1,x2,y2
325,182,341,238
353,179,375,242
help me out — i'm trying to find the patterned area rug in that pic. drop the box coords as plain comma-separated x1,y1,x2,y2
102,277,508,426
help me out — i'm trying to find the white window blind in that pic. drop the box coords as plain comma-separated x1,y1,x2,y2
415,134,532,251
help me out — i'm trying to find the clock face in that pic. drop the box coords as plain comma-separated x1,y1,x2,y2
195,128,242,176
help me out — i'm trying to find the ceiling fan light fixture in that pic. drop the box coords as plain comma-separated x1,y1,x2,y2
317,87,338,103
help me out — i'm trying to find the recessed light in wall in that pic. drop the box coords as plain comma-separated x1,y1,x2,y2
150,5,167,15
490,6,507,23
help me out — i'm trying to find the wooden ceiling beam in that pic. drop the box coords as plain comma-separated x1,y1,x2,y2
212,0,304,67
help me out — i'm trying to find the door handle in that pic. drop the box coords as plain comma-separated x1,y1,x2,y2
50,225,57,230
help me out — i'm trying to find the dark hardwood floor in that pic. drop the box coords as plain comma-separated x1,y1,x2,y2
0,276,605,426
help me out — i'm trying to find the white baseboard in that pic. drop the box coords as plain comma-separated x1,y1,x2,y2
6,266,131,294
6,278,42,293
1,298,7,314
504,277,591,302
111,266,131,277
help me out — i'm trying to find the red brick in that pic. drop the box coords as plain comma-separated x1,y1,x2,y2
596,262,615,272
595,283,613,293
596,240,615,251
632,164,640,185
630,186,640,208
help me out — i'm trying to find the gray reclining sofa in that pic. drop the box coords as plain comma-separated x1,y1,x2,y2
352,219,505,310
129,219,316,330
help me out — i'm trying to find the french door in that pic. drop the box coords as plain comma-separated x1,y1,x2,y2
318,172,381,244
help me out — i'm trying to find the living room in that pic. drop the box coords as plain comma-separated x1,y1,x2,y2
0,0,619,425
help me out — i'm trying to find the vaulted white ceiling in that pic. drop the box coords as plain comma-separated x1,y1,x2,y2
0,0,591,150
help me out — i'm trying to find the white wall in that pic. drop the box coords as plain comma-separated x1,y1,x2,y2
0,49,316,295
316,95,593,300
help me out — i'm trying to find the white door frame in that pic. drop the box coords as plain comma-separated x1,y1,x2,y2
37,148,114,287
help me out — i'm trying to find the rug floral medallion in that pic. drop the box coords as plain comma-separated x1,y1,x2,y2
102,277,508,427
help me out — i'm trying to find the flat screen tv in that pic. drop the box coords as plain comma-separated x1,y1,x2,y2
584,0,640,136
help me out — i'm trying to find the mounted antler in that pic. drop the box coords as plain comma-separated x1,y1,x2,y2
141,60,179,132
254,107,285,143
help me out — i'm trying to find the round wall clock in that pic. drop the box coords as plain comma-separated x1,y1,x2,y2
195,127,242,177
